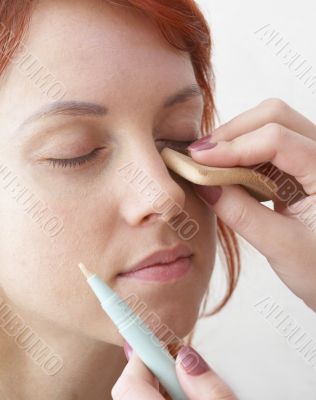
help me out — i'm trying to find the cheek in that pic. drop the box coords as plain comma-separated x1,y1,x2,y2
182,180,217,253
184,182,217,287
195,206,217,274
0,189,106,315
0,209,114,339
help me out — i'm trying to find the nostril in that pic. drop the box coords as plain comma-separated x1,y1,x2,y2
142,213,160,224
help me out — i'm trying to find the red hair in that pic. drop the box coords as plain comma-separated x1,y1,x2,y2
0,0,240,349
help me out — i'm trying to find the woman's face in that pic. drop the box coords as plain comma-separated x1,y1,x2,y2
0,0,216,345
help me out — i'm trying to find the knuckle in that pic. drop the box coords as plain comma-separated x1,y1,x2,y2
260,98,289,122
229,140,244,164
265,122,287,144
226,201,252,231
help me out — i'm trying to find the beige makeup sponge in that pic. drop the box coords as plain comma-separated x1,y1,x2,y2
161,147,278,202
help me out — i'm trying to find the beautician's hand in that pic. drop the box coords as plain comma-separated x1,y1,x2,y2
188,98,316,311
112,342,237,399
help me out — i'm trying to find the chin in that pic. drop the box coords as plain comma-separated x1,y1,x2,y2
155,311,198,342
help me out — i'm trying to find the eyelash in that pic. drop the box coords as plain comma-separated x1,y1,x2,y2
47,148,103,169
46,139,197,169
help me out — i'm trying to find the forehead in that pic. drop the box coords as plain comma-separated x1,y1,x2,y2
0,0,196,129
21,1,192,94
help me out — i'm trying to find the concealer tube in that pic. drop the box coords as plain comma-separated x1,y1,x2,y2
78,263,188,400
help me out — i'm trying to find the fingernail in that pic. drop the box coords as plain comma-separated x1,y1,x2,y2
177,345,210,376
187,135,218,152
123,340,133,361
195,185,223,206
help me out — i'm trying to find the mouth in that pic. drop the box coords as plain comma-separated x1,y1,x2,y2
117,243,193,283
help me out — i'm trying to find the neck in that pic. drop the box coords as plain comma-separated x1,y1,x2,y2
0,316,127,400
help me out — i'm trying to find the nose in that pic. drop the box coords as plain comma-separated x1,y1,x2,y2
117,145,186,227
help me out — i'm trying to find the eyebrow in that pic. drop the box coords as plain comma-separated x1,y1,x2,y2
163,84,203,107
18,83,203,129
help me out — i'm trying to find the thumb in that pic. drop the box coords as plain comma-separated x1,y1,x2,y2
193,184,301,262
175,345,237,400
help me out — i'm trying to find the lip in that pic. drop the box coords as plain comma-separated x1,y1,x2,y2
117,243,193,282
118,257,192,282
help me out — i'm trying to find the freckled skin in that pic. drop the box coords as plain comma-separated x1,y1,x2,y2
0,0,216,398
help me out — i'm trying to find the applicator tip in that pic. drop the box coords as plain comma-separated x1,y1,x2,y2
78,262,94,279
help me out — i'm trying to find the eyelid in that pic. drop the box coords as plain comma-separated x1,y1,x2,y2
41,137,200,170
45,147,104,168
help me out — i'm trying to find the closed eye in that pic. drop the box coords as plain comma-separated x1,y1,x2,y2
45,147,104,168
44,138,197,169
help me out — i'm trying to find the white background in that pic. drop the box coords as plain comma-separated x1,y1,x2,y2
192,1,316,399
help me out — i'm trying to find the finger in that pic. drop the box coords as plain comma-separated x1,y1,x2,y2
176,346,237,400
189,124,316,196
112,352,162,400
193,184,311,264
212,98,316,142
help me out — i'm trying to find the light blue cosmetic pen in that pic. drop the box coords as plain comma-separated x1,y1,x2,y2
78,263,188,400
